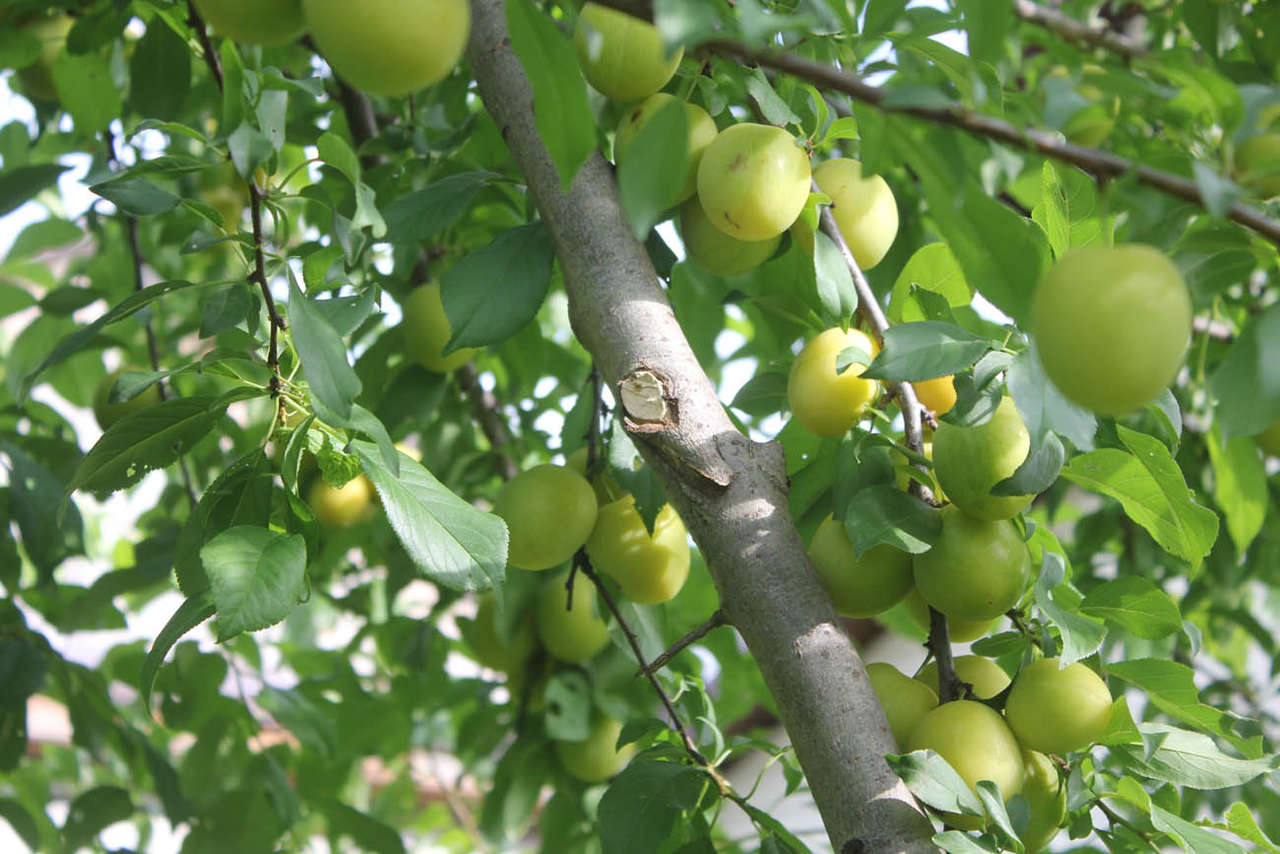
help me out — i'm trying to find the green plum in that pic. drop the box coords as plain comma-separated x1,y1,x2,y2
493,465,598,571
913,507,1031,622
807,516,913,618
916,655,1011,700
679,197,780,277
866,662,937,749
1004,658,1113,756
536,569,610,665
615,94,716,202
933,397,1034,521
696,123,812,241
573,3,681,102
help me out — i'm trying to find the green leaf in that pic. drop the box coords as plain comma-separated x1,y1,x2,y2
289,274,362,421
1112,724,1276,790
730,370,788,417
811,230,858,324
353,441,507,597
257,688,337,757
128,15,191,119
61,786,132,851
543,671,592,741
885,750,985,819
139,591,215,713
440,223,555,352
506,0,595,191
0,163,71,217
1060,426,1219,569
0,799,40,851
1210,303,1280,440
199,283,252,338
200,526,307,640
1007,346,1096,449
1206,426,1267,556
1080,577,1183,640
933,831,999,853
1222,802,1280,852
322,799,407,854
91,177,181,216
974,780,1022,851
1033,552,1106,665
1033,161,1070,258
316,131,361,184
383,172,496,243
861,321,990,382
887,241,972,323
991,431,1064,497
598,761,707,854
0,440,84,577
843,483,941,556
1106,661,1247,749
1152,803,1247,854
618,98,689,239
51,52,122,131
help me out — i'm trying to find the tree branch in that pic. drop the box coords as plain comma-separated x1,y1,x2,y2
1012,0,1147,59
185,0,223,90
466,2,934,849
455,363,520,481
638,610,728,677
248,183,286,397
711,41,1280,249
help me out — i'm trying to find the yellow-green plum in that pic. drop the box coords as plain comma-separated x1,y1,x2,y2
536,569,610,665
913,507,1030,622
679,197,780,277
1004,658,1113,756
1256,421,1280,458
1235,132,1280,198
401,282,477,373
696,123,812,242
93,368,162,431
1032,245,1192,415
933,397,1035,521
813,158,899,270
573,3,681,103
913,375,956,415
555,714,635,783
308,475,375,528
615,94,716,202
865,662,937,749
917,655,1011,701
493,465,598,571
1019,749,1067,853
904,590,997,643
787,327,880,437
807,516,912,618
908,700,1025,825
459,594,536,673
586,495,690,605
194,0,306,45
303,0,470,95
14,15,72,102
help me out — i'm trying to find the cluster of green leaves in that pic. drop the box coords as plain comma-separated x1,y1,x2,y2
1,0,1280,852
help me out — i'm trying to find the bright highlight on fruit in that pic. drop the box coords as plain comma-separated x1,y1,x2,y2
574,3,682,103
807,516,913,618
587,496,690,605
1004,658,1113,756
1031,244,1192,415
812,158,899,270
696,123,812,242
536,568,610,664
401,282,476,374
303,0,470,95
493,464,598,571
933,397,1035,521
912,506,1030,622
787,327,880,437
194,0,306,45
615,94,716,203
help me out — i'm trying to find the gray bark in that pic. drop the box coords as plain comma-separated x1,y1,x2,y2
466,1,937,850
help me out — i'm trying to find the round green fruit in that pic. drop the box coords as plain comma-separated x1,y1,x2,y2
615,94,716,203
555,714,635,783
93,368,162,431
913,375,956,415
912,506,1030,622
917,655,1011,701
401,282,477,373
587,496,689,605
573,3,681,103
865,662,937,750
460,594,536,674
1032,244,1192,415
308,475,375,528
787,327,880,438
908,700,1025,811
1256,421,1280,458
1019,749,1066,853
536,569,610,665
194,0,306,45
494,464,598,571
933,397,1035,521
808,515,912,618
903,590,997,643
679,197,780,277
696,123,812,242
812,158,899,270
303,0,470,95
14,15,72,102
1235,132,1280,198
1004,658,1113,756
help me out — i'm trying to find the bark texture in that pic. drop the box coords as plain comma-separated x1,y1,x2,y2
466,1,937,850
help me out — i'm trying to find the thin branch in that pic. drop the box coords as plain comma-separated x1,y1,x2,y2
248,183,286,397
1012,0,1147,59
928,607,962,703
584,367,603,473
185,0,223,90
455,363,520,482
713,41,1280,248
638,610,728,676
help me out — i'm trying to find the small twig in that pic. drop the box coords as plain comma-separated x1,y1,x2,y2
186,0,223,91
455,363,520,482
638,610,728,676
1012,0,1147,60
714,41,1280,248
928,607,962,703
585,367,604,473
248,183,286,397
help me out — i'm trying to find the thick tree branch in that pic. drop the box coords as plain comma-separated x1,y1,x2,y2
1012,0,1147,59
466,2,935,849
712,41,1280,248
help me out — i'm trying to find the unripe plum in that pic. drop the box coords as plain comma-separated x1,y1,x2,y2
574,3,681,103
916,655,1011,700
696,123,812,242
908,700,1025,816
807,516,912,618
865,662,937,749
812,158,899,270
913,375,956,415
1004,658,1113,755
587,495,690,605
933,397,1034,521
93,368,162,431
787,327,880,437
493,465,598,571
194,0,306,45
1019,749,1066,853
679,197,780,277
912,506,1030,622
555,714,635,782
536,568,610,664
903,590,997,643
308,475,375,528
